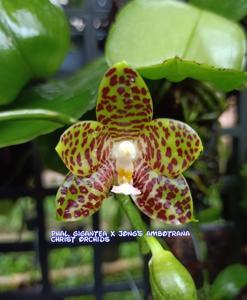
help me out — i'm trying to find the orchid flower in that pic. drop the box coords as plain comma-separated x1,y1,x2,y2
55,62,203,224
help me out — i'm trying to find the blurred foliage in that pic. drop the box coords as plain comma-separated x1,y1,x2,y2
0,197,34,232
101,196,125,231
0,252,36,276
65,290,142,300
240,163,247,213
49,247,93,270
210,264,247,300
189,0,247,21
69,0,85,6
194,184,222,223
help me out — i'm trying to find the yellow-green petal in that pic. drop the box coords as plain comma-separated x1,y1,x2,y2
56,121,112,177
138,118,203,178
56,161,115,221
96,62,153,140
132,160,195,224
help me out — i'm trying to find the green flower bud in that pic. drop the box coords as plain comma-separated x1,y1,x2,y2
148,239,197,300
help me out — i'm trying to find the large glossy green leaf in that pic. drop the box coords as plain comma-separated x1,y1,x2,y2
0,0,70,105
106,0,247,92
0,57,108,148
210,264,247,300
190,0,247,21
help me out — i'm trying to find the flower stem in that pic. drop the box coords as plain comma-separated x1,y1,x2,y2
0,109,78,125
116,193,168,255
116,193,149,254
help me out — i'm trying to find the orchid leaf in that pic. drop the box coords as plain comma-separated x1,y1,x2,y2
210,264,247,300
106,0,247,92
0,109,77,124
0,0,70,104
190,0,247,21
0,57,108,148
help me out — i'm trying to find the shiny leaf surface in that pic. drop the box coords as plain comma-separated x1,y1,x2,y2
106,0,247,91
0,0,70,104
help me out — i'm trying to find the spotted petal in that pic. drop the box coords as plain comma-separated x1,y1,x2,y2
56,121,112,177
138,119,203,178
56,161,115,221
132,160,195,224
96,62,153,140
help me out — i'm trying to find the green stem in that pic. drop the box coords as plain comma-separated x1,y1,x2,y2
0,109,78,125
116,193,168,255
116,193,149,254
144,236,164,256
116,193,147,232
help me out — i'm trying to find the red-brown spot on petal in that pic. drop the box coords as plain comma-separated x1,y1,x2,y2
141,88,147,95
154,203,162,210
67,199,78,208
110,75,118,86
76,153,82,166
79,186,88,194
131,86,140,93
172,158,178,165
117,87,125,95
124,68,137,77
178,216,187,223
69,185,77,195
88,193,98,201
105,68,116,77
90,139,95,151
82,210,89,216
74,210,82,218
57,197,65,205
177,148,183,157
85,202,94,209
168,215,175,221
119,75,125,83
157,210,167,220
166,147,172,158
63,211,72,219
57,208,63,216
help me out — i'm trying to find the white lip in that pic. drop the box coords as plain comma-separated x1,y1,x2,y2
111,183,141,195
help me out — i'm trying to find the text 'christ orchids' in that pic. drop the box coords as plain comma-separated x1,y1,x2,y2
55,62,203,224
